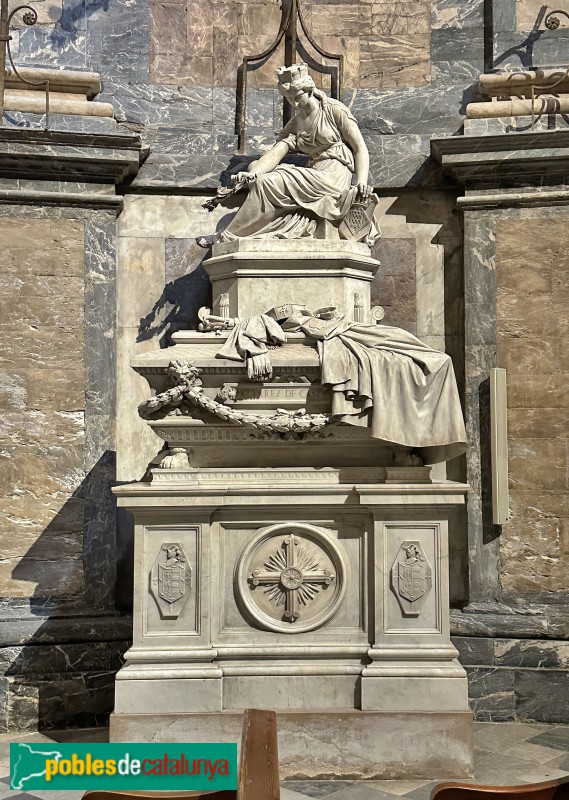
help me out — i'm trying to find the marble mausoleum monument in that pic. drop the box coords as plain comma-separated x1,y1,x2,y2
5,0,569,765
111,64,474,778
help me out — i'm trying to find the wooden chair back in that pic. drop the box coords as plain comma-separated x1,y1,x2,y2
82,709,280,800
432,778,569,800
238,709,280,800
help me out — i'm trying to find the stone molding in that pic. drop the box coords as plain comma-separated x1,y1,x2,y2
466,69,569,120
431,130,569,184
0,128,144,183
4,66,112,118
0,189,123,209
458,189,569,209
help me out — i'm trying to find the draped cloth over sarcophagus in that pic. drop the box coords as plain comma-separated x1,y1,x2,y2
217,313,467,464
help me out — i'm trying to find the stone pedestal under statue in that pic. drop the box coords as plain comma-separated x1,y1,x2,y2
111,238,473,778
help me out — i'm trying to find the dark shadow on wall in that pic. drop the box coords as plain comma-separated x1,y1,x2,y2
137,262,213,347
5,452,131,732
51,0,109,49
493,7,547,68
479,377,501,545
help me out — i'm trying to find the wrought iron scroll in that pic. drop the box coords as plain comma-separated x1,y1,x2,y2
501,66,569,129
0,0,50,130
237,0,344,152
545,8,569,28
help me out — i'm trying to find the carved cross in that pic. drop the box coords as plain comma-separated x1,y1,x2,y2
249,535,335,622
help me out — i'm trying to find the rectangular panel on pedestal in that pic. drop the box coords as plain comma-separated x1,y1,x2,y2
384,523,441,635
142,524,200,639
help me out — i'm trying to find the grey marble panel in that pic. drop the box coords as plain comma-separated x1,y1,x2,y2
431,28,484,88
0,606,132,646
451,608,549,639
83,212,118,612
431,0,484,29
0,678,7,732
432,59,482,88
545,606,569,639
466,666,516,721
131,153,233,189
0,603,131,730
462,211,500,602
494,639,569,669
7,679,39,732
0,178,112,193
144,127,235,156
8,671,117,730
494,29,569,70
17,24,87,69
244,88,276,134
366,134,441,187
494,0,516,33
351,87,468,136
100,82,213,127
61,0,87,33
86,0,150,82
451,636,494,666
213,87,240,136
431,29,485,69
0,640,127,675
3,111,124,135
515,670,569,722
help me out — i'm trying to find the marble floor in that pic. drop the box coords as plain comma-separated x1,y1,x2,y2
0,722,568,800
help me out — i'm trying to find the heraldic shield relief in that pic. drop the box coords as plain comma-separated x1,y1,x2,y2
390,540,432,617
150,542,192,619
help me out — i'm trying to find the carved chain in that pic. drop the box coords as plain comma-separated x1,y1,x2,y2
139,359,331,435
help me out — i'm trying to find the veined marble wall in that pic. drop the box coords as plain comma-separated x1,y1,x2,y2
0,201,129,732
0,216,85,598
150,0,431,91
493,0,569,68
496,216,569,595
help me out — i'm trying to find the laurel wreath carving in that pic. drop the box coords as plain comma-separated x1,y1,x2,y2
138,359,331,436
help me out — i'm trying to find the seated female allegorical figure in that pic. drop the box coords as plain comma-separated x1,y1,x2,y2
200,63,379,245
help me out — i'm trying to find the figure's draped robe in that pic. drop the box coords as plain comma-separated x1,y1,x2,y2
218,314,467,464
221,99,360,241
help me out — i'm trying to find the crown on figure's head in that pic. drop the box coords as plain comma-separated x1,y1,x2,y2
276,63,310,86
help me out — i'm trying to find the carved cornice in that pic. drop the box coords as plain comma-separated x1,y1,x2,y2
431,130,569,186
0,127,144,183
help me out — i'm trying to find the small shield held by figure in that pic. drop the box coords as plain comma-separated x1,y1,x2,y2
339,194,379,242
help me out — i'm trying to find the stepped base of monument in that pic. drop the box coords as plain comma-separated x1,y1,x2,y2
110,709,473,779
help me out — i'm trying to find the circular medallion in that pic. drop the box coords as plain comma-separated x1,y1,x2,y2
235,523,348,633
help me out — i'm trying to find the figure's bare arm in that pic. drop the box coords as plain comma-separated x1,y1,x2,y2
341,117,372,201
250,140,291,175
232,140,291,184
